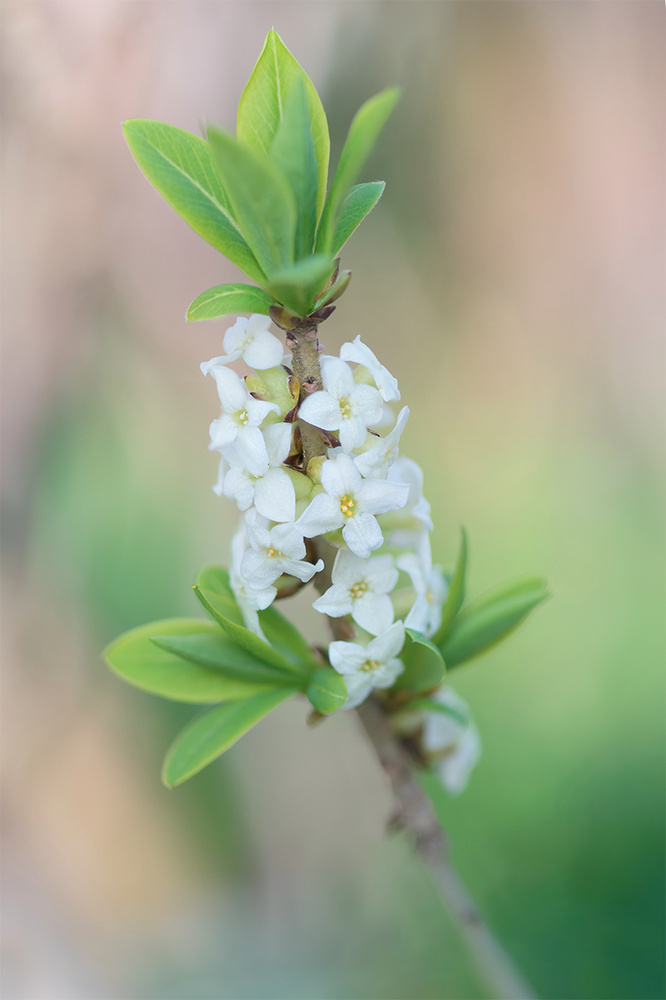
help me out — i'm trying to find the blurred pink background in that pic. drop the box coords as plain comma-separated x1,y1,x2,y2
2,3,663,998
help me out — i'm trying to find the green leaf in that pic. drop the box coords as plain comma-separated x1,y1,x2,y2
307,669,347,714
122,120,266,285
439,580,550,669
237,29,330,219
270,78,319,259
316,87,401,254
150,634,300,686
207,126,296,277
330,182,385,257
186,282,275,321
433,527,468,646
195,564,318,671
393,628,446,694
258,605,320,669
195,565,235,598
407,697,470,728
267,254,334,317
314,269,352,310
162,687,295,787
103,618,270,703
193,585,306,677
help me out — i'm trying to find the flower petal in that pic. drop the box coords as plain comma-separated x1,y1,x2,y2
222,316,250,356
280,557,320,583
264,422,293,467
366,621,406,663
321,453,362,498
338,416,367,452
342,674,375,709
223,466,256,511
297,391,341,431
358,478,409,516
211,364,248,413
340,336,400,401
240,548,281,589
245,395,279,427
342,512,383,558
243,329,285,370
312,584,354,618
237,425,270,476
297,493,344,537
270,522,307,559
350,383,384,426
320,355,355,399
209,415,238,450
328,640,367,675
254,468,296,522
352,592,395,636
372,658,405,689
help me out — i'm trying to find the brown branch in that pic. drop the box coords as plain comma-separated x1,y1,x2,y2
356,697,537,1000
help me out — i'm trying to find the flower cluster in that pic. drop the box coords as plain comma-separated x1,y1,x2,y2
202,314,479,791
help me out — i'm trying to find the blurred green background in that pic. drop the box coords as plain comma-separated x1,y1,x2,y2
2,2,664,998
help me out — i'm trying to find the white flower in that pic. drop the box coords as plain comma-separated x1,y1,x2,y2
329,621,406,708
398,533,448,637
223,423,296,522
381,457,433,547
229,525,276,638
206,366,278,476
313,550,398,636
422,687,481,795
354,406,410,480
339,335,400,402
297,453,409,559
241,509,323,590
212,453,228,497
297,355,383,452
200,314,284,371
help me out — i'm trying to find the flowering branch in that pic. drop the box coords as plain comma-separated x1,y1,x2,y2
104,28,549,999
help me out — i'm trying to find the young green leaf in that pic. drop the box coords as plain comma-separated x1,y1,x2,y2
193,585,305,676
270,78,319,259
393,628,446,694
267,254,334,317
122,120,266,285
103,618,270,703
307,669,347,715
316,87,401,254
162,687,295,787
258,604,320,669
150,633,301,686
237,29,330,219
207,126,296,277
195,565,235,598
330,182,385,257
433,527,468,646
196,565,318,671
186,283,275,321
313,269,352,311
439,580,550,669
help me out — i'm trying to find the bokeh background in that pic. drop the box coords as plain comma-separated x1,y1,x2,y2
2,2,664,998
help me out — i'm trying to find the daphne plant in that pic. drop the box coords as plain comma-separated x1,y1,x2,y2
106,30,547,998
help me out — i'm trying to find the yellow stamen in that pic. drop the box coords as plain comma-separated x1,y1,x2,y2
340,493,356,517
